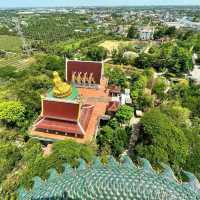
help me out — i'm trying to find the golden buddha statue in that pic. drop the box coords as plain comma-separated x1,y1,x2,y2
53,71,72,98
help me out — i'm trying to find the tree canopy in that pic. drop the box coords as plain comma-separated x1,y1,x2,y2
115,105,134,124
127,25,139,39
135,109,189,168
0,101,25,128
0,142,21,183
86,46,108,61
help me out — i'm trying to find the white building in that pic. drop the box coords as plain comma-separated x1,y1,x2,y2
166,18,200,30
189,65,200,84
120,89,132,105
139,27,154,40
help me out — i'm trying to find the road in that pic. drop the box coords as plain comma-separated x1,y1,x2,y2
128,115,141,155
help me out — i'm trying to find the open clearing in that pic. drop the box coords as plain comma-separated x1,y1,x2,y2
0,35,22,52
99,40,148,52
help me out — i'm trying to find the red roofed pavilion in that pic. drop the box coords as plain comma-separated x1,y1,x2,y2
33,100,94,138
30,59,114,143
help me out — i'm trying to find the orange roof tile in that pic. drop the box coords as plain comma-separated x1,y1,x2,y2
107,101,120,112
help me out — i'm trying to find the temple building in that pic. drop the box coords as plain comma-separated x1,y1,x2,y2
66,60,103,87
30,60,113,143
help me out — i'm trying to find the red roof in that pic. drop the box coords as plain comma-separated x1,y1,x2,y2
36,102,95,136
43,100,80,122
109,85,121,94
106,101,120,112
66,60,103,84
36,118,83,135
79,104,94,130
31,78,111,142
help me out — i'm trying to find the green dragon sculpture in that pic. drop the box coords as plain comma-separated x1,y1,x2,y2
18,156,200,200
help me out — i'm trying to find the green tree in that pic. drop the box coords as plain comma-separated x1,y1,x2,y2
144,68,155,89
97,126,131,157
86,46,107,61
22,139,43,164
135,42,192,74
115,105,134,124
108,118,119,129
184,128,200,179
160,103,191,128
111,48,125,65
14,74,51,120
165,26,176,36
0,129,19,142
97,126,114,147
131,75,148,105
180,84,200,117
0,101,25,128
154,26,176,39
19,155,48,189
50,140,96,166
127,25,139,39
0,142,21,183
138,94,155,111
112,127,131,156
131,75,147,93
105,66,127,88
19,140,96,189
0,66,17,79
135,109,189,168
152,77,167,99
45,55,64,72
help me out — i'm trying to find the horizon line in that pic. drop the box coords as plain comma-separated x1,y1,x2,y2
1,4,200,9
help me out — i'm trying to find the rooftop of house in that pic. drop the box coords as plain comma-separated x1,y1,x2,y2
139,26,154,33
109,85,121,94
106,101,120,112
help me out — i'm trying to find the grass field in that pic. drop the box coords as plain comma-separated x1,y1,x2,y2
99,40,148,52
0,35,22,52
0,55,35,69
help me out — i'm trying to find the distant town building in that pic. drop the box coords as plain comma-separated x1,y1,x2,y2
139,26,154,40
166,17,200,30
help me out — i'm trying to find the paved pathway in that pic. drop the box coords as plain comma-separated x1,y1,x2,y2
128,115,141,155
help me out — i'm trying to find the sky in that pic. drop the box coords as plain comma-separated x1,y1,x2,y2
0,0,200,8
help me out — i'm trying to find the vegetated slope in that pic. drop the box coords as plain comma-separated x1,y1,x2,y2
0,35,22,52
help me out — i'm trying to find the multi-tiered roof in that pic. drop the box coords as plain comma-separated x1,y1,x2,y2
30,60,111,143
